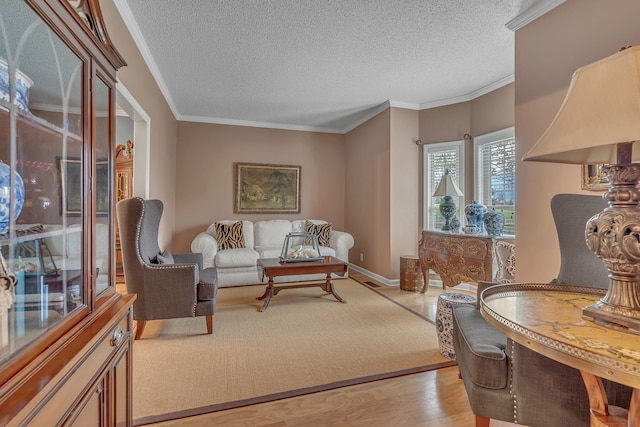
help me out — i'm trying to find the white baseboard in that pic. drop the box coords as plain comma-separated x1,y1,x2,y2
348,263,476,293
348,264,399,286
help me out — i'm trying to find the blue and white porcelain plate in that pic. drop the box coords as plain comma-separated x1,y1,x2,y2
0,58,33,112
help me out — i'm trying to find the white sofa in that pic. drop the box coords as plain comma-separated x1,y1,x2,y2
191,219,354,287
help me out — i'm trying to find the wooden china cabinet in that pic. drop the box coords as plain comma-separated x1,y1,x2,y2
0,0,135,425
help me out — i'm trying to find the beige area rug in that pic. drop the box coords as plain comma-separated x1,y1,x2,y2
133,278,454,425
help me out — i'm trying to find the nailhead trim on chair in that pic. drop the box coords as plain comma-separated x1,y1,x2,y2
132,197,200,315
510,340,518,424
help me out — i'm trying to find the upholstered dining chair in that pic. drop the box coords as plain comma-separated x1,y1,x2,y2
116,197,218,339
452,194,632,427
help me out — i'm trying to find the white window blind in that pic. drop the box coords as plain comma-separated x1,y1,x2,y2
424,141,464,230
474,127,515,235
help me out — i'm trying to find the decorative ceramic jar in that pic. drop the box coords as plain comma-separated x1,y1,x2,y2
0,58,33,112
484,208,505,236
463,225,481,234
464,200,487,233
0,162,25,234
451,216,461,233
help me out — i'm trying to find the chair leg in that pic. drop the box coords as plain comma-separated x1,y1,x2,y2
475,415,490,427
206,315,213,334
134,320,146,340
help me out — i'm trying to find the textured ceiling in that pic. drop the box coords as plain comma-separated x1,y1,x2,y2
115,0,561,133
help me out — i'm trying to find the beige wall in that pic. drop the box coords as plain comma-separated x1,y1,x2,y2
514,0,640,282
470,84,514,137
102,0,179,249
172,122,346,252
390,108,420,278
345,110,391,276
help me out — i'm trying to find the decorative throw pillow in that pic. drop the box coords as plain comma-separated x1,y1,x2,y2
214,221,245,250
305,220,332,246
154,250,174,264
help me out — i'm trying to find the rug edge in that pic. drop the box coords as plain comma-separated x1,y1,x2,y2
133,360,456,426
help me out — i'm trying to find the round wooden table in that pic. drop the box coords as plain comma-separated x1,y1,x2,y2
480,283,640,427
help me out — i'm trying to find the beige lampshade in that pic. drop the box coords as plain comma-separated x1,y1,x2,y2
523,46,640,164
433,169,463,197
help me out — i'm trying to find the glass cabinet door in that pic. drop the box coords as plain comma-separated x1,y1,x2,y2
0,1,86,361
94,77,111,297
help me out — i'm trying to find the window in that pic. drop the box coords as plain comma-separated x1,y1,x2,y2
474,127,516,235
424,140,464,230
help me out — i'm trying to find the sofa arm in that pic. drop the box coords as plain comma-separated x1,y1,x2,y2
191,232,218,269
329,230,354,262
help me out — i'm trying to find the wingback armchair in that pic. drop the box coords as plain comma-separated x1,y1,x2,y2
452,194,632,427
117,197,218,339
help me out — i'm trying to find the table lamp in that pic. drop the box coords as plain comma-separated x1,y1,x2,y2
433,169,463,231
523,46,640,331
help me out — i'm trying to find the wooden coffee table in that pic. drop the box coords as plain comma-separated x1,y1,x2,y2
256,256,348,312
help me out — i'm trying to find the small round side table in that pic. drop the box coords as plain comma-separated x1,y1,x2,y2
436,292,477,360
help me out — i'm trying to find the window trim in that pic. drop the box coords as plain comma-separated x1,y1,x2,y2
423,140,465,230
473,126,515,235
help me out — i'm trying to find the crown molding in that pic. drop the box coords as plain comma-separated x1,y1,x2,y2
468,74,515,100
342,101,391,133
418,74,514,110
506,0,565,31
112,0,179,120
178,114,346,134
388,100,420,110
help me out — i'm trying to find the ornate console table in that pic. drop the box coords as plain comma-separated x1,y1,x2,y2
418,230,515,289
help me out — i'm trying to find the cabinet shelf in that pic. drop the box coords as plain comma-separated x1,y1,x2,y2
0,223,81,244
0,103,83,143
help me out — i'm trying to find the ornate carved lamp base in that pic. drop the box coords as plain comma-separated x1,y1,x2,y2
583,161,640,333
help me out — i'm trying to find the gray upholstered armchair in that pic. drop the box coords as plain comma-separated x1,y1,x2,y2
452,194,632,427
116,197,218,339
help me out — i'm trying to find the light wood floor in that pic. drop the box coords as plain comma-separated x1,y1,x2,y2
143,272,517,427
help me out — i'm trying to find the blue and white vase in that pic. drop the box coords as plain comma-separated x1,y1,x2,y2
451,216,461,233
484,208,505,236
0,163,25,234
464,200,487,233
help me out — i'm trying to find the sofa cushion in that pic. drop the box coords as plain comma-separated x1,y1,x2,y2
215,247,258,268
255,245,283,259
305,220,332,246
214,221,245,250
254,220,293,247
453,305,508,389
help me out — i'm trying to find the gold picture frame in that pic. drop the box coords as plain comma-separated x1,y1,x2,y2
581,164,609,191
234,162,301,213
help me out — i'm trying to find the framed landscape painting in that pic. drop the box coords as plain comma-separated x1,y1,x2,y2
234,163,301,213
58,157,109,216
582,163,609,191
